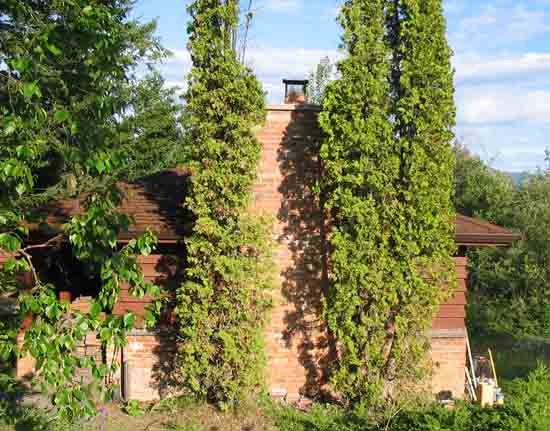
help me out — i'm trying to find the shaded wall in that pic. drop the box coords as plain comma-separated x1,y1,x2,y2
13,251,182,400
253,105,331,401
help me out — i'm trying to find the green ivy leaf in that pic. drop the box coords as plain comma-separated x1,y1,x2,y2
46,44,62,56
54,110,70,123
123,312,135,329
22,82,41,99
0,233,21,252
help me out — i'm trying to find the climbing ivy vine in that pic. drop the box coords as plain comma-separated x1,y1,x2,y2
175,0,272,408
319,0,456,405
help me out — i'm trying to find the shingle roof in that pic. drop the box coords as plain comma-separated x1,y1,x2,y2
455,214,520,245
32,170,519,246
34,169,191,242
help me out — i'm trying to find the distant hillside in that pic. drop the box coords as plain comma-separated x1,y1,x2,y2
505,172,528,184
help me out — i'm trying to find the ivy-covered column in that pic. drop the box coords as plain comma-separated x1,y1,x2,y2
320,0,456,405
175,0,272,407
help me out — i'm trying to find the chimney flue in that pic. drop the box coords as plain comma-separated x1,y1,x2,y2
283,79,309,104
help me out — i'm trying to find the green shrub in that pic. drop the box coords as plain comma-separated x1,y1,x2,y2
176,0,272,408
389,405,471,431
503,363,550,431
271,364,550,431
270,403,374,431
392,364,550,431
320,0,456,403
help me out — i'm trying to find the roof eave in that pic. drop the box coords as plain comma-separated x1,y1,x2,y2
455,233,521,247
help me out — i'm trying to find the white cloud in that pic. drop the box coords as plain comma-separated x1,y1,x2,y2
246,46,343,79
454,52,550,82
457,85,550,124
444,0,465,16
456,124,548,172
247,46,343,103
451,3,550,50
446,1,550,171
159,49,191,84
164,80,186,95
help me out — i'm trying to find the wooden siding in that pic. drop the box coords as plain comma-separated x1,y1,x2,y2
112,254,181,320
432,257,467,331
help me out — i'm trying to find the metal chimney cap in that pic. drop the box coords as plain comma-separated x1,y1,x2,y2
282,79,309,85
283,79,309,104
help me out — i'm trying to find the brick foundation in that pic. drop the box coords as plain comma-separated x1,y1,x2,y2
15,332,35,380
121,329,178,401
430,330,467,399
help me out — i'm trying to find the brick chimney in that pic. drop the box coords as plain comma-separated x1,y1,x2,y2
283,79,308,104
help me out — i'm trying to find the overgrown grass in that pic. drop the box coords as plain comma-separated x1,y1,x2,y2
3,364,550,430
272,364,550,431
0,392,276,431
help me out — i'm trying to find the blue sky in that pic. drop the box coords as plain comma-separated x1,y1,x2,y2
134,0,550,172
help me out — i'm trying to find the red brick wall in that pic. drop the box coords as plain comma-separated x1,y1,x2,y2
120,330,178,401
431,331,467,399
254,105,329,401
253,105,467,401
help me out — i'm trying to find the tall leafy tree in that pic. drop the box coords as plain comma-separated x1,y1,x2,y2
116,72,186,181
307,57,334,105
1,1,167,419
455,147,550,339
1,0,168,201
454,143,515,225
320,0,456,404
175,0,272,407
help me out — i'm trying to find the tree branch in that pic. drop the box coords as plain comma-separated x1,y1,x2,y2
21,233,65,252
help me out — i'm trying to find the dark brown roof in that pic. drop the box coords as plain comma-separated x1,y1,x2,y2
32,170,519,246
117,170,191,240
455,214,520,246
34,169,191,242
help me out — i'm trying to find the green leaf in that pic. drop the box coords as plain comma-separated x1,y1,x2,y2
90,302,102,318
100,328,112,341
10,57,30,73
94,159,106,173
3,257,17,271
0,233,21,252
15,182,27,196
78,321,89,333
15,145,33,158
54,110,70,123
4,121,16,136
123,313,135,329
22,82,41,99
46,44,62,56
